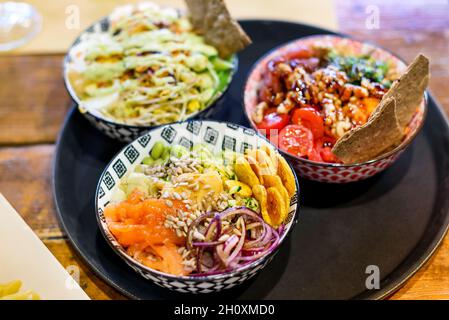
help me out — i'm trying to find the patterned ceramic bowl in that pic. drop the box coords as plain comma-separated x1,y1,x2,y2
95,120,300,293
244,35,427,183
63,15,237,143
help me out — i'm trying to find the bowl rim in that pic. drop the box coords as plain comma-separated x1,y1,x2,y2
62,14,239,130
95,119,301,282
242,34,428,168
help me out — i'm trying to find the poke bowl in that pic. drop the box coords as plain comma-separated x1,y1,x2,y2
244,35,428,183
95,120,300,293
64,2,238,142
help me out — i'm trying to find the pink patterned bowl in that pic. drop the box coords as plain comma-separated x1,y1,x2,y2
243,35,427,183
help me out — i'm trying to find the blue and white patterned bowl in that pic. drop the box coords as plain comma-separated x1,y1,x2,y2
63,16,238,143
95,120,300,293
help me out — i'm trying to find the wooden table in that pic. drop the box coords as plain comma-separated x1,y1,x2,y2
1,0,448,299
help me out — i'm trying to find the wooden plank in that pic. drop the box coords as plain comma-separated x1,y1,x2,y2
44,238,126,300
0,145,126,299
390,236,449,300
0,55,72,145
0,145,60,232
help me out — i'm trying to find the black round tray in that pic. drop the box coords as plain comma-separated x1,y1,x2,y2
53,20,449,299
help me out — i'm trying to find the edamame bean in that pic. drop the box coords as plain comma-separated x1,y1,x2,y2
161,146,171,161
150,142,165,159
152,158,165,166
142,156,154,165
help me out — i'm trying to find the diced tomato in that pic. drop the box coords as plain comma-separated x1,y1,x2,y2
291,107,324,139
309,140,324,162
308,147,323,162
313,138,339,163
320,146,339,163
278,124,314,157
257,108,290,132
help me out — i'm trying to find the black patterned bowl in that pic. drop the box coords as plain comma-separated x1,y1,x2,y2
95,120,300,293
63,16,237,143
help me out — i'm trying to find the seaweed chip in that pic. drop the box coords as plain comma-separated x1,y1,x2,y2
382,54,429,128
332,54,429,164
332,97,404,164
185,0,252,58
184,0,207,32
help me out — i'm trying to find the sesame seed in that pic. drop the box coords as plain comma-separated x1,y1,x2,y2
173,192,182,200
161,191,170,199
177,220,185,227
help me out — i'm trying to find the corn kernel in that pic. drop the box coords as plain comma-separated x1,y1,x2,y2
187,99,200,112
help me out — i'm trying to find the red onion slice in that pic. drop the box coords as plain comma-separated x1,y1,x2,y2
187,205,285,275
225,218,246,265
192,240,225,247
239,227,280,262
219,206,265,223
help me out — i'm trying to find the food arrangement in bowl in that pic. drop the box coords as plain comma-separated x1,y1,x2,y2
244,35,429,183
64,1,251,141
96,121,299,293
